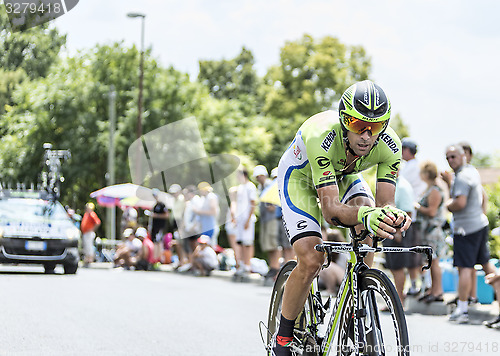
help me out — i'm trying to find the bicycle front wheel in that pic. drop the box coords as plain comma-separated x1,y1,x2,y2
359,269,409,356
267,260,317,355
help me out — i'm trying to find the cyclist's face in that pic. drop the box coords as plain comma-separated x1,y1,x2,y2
347,130,378,156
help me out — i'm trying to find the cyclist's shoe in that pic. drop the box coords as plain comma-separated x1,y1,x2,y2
449,309,469,324
483,315,500,328
270,333,295,356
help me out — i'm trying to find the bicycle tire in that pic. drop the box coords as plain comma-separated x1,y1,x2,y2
336,277,355,355
267,260,317,355
359,269,410,356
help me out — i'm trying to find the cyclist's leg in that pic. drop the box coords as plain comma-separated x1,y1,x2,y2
281,236,324,319
337,174,376,265
274,164,324,354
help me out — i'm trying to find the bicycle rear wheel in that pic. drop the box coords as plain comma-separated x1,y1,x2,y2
267,260,317,355
359,269,409,356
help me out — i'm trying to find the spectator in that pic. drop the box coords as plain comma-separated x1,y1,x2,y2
415,161,446,303
458,141,488,214
399,138,427,295
179,185,202,266
120,207,138,233
400,138,427,199
234,168,257,280
191,235,219,276
66,207,82,229
382,174,415,304
135,227,155,271
253,165,280,284
80,202,101,267
114,228,142,269
225,186,240,271
483,272,500,328
150,188,169,264
168,183,184,264
270,168,295,265
444,144,496,324
193,182,220,246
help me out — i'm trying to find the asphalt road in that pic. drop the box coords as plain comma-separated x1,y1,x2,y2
0,265,499,356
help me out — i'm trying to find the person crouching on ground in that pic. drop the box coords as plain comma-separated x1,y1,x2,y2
191,235,219,276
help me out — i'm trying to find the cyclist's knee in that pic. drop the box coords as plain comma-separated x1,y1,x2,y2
293,236,324,277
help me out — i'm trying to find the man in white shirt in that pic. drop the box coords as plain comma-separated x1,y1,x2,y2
399,138,427,295
400,138,426,200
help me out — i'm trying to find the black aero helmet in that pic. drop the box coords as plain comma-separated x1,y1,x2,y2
338,80,391,136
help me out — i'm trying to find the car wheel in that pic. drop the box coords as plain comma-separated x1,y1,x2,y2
44,263,56,274
63,263,78,274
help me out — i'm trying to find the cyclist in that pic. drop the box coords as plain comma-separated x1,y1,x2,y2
272,80,411,355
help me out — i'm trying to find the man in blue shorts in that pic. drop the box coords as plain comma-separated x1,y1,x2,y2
272,80,411,355
444,144,496,324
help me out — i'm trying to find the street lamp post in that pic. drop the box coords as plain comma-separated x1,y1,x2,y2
127,12,146,181
127,12,146,140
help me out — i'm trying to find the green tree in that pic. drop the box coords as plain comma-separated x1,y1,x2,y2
260,34,372,166
390,113,410,139
262,34,371,121
0,11,66,79
0,42,200,212
198,47,262,115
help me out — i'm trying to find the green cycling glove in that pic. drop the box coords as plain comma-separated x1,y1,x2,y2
357,205,407,235
357,206,387,235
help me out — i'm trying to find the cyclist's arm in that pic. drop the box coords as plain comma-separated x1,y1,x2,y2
317,185,398,239
317,185,359,226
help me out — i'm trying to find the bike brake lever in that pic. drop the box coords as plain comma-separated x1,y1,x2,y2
315,244,333,269
422,247,433,271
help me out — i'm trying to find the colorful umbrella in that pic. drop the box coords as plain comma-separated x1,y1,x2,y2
90,183,171,209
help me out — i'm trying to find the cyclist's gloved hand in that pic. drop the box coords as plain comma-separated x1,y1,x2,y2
381,205,411,231
357,206,410,239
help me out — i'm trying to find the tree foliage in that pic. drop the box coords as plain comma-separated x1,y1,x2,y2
0,12,66,79
0,31,431,237
0,42,200,209
262,34,371,121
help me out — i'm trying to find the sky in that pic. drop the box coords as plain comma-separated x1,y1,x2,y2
51,0,500,170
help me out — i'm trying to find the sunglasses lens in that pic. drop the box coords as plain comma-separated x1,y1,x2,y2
342,114,387,135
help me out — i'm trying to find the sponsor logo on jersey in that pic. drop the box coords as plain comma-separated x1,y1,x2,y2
323,171,332,176
320,130,337,152
293,144,303,160
296,220,307,230
316,156,330,169
389,160,401,172
319,175,334,183
379,133,399,154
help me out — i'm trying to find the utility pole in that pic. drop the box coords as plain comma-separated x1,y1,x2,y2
107,86,116,240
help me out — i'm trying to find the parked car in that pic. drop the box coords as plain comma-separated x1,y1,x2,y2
0,190,80,274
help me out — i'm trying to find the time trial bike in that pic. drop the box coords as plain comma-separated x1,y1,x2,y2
261,228,433,356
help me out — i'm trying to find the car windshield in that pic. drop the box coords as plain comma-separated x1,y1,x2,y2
0,198,69,220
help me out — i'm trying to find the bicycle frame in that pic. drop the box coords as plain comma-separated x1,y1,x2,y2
310,240,432,356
